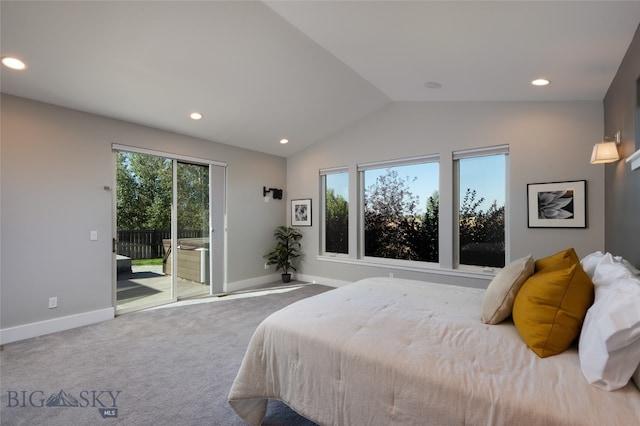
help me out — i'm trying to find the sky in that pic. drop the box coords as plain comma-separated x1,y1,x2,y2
458,155,506,211
327,154,506,214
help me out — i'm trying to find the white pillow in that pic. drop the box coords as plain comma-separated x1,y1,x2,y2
580,251,604,279
616,256,640,276
481,254,534,325
633,365,640,391
579,254,640,391
591,253,634,289
582,251,639,282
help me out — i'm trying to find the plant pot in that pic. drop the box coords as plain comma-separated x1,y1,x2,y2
281,273,291,283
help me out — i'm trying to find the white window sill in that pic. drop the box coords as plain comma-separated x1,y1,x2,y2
316,255,497,281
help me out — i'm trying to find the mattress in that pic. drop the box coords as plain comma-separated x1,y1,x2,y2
229,277,640,425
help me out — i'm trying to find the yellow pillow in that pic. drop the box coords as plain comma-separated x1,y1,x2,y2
513,256,594,358
535,247,579,272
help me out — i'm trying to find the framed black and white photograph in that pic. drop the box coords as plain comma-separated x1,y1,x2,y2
291,199,312,226
527,180,586,228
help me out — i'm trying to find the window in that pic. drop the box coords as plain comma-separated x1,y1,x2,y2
454,146,507,268
320,147,506,275
321,169,349,254
360,157,439,263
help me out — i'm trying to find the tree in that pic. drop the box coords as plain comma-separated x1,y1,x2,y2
117,153,210,235
116,152,143,230
459,189,485,246
413,191,439,262
362,168,503,266
459,188,505,267
133,154,172,230
364,169,422,260
177,162,209,232
325,188,348,253
117,152,172,231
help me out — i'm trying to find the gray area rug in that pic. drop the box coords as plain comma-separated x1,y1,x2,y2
0,284,332,425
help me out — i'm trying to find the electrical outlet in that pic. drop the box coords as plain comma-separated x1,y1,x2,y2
49,297,58,309
389,272,394,278
264,263,269,270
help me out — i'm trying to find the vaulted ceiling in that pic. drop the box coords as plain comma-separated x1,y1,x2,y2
2,1,639,157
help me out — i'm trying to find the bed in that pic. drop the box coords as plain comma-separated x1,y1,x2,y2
228,276,640,425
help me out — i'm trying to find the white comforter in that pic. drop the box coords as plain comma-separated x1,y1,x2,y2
228,277,640,425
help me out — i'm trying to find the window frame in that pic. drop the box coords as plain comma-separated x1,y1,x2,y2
320,167,350,257
316,146,509,279
357,154,440,266
453,145,509,271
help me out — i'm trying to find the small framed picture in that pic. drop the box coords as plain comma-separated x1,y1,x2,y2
527,180,586,228
291,199,312,227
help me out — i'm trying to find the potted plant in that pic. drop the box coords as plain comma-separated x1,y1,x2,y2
264,225,302,283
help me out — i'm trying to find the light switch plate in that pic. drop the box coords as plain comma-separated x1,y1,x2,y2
90,230,98,241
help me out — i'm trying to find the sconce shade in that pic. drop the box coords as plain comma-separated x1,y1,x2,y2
590,141,620,164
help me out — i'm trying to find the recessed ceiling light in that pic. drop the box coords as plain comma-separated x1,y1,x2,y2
190,112,203,120
280,139,289,144
531,78,550,87
424,81,442,89
1,56,26,70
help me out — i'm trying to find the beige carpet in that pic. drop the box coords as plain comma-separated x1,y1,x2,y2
0,284,332,425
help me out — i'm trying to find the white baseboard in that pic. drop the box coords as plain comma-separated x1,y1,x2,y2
225,273,352,293
296,274,352,288
225,273,282,293
0,307,114,345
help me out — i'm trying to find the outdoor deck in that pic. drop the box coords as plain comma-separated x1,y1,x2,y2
116,264,210,313
116,264,289,313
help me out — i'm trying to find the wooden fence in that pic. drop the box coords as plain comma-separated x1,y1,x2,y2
117,229,204,260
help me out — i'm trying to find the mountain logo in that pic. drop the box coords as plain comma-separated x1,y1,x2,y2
7,388,120,419
45,390,79,407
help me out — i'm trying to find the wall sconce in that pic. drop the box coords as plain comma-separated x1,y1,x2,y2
263,186,283,200
590,131,621,164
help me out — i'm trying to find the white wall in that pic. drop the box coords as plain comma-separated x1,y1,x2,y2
0,95,608,343
287,101,606,287
0,94,287,342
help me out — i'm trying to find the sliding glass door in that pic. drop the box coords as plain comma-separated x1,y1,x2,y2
175,161,210,299
116,152,174,312
114,147,225,313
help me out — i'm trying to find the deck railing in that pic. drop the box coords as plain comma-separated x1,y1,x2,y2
117,229,205,260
